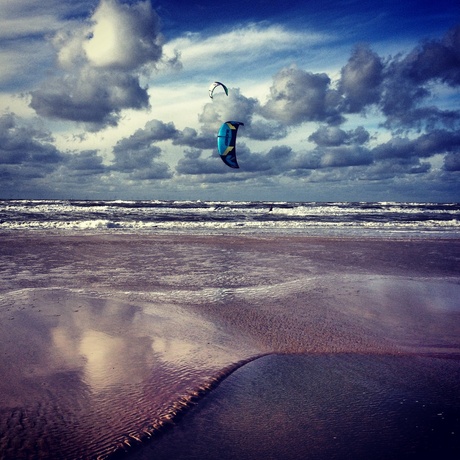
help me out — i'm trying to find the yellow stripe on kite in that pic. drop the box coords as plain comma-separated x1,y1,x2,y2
222,146,234,156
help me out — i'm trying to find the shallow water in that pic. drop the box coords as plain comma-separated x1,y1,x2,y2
129,353,460,460
0,288,253,459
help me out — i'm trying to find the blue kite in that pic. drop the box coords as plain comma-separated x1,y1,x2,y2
217,121,244,169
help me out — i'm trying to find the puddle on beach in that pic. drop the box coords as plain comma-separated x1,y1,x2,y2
129,354,460,460
0,288,252,459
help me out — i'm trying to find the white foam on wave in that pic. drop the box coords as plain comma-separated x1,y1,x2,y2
1,200,459,237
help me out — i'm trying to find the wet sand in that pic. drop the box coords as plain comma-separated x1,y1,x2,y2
0,234,459,459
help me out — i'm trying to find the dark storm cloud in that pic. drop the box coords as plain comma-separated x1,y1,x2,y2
28,0,167,130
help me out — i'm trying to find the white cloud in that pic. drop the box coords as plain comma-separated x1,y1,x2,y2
163,24,326,72
52,0,163,71
0,0,92,40
83,0,163,70
0,14,59,40
28,0,167,129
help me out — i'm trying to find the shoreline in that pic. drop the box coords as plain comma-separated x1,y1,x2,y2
2,228,460,240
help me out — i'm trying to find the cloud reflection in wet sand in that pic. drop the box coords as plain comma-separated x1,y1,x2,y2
0,288,252,459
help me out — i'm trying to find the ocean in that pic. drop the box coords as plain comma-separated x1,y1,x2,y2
1,199,459,237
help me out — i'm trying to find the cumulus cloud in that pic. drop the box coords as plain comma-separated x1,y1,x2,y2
29,0,165,130
172,127,215,150
400,25,460,87
115,119,179,150
377,25,460,131
242,145,296,174
318,145,372,168
83,0,163,70
245,119,288,141
199,88,258,134
372,130,460,161
176,148,227,175
53,0,163,71
257,24,460,136
309,125,370,147
30,69,150,129
443,152,460,171
0,112,111,196
338,45,383,113
363,157,431,180
0,113,63,169
3,1,459,200
111,121,173,180
108,22,460,191
260,65,344,125
65,149,106,176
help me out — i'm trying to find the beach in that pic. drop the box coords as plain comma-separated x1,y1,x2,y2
1,233,459,459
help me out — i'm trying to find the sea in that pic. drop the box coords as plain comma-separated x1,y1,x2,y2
1,199,459,238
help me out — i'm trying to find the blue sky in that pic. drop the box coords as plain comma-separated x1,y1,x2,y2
1,0,459,201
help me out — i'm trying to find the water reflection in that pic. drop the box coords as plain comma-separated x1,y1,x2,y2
0,287,249,459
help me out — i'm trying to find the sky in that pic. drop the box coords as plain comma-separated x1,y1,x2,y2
0,0,459,202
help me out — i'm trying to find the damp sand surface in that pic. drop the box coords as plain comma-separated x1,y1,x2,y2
0,234,459,459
